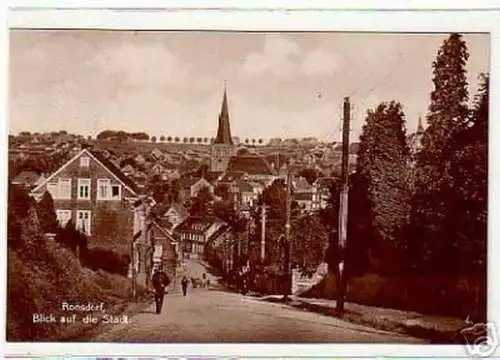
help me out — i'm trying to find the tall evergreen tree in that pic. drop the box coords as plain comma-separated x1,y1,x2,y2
355,101,411,274
446,73,488,274
36,191,59,234
410,33,470,273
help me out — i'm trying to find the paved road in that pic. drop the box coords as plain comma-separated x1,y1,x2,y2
90,289,425,343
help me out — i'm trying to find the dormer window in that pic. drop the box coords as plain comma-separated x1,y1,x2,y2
80,156,90,167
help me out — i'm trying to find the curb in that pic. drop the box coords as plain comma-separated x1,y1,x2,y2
259,296,460,343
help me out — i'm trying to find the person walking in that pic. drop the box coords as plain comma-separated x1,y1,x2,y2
181,276,189,297
151,267,170,314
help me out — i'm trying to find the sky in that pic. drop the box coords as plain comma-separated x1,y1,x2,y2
9,30,489,142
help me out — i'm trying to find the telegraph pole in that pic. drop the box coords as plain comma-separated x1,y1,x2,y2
336,97,351,316
283,162,292,301
260,205,267,262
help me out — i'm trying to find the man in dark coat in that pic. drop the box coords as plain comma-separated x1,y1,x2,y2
152,267,170,314
181,276,189,296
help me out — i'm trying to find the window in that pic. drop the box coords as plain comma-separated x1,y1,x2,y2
97,179,121,201
97,179,110,200
47,181,58,198
58,179,71,199
56,210,72,227
76,210,91,235
80,156,90,167
46,179,71,199
153,244,163,259
111,185,121,199
78,178,91,200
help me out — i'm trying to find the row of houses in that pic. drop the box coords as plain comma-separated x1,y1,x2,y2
11,145,243,287
11,140,334,288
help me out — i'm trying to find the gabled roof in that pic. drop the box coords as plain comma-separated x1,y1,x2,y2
149,220,177,242
227,155,276,176
89,149,140,194
207,223,232,244
179,176,213,190
293,176,314,192
11,171,43,186
166,202,189,219
219,170,246,183
233,180,254,193
264,153,289,171
175,215,223,233
31,148,139,196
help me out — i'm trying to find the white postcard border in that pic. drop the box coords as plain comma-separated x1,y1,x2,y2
1,4,499,359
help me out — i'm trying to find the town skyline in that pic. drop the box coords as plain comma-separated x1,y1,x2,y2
9,30,489,141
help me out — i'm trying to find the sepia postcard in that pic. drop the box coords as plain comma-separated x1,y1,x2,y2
2,4,499,360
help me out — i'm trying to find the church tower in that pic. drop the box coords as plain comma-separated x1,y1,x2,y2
210,84,236,172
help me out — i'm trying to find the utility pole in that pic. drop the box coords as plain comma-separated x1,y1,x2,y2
131,199,145,300
283,162,292,301
142,197,152,290
336,96,351,317
260,205,267,262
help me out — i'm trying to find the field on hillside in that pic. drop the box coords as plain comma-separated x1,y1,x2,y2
91,139,212,154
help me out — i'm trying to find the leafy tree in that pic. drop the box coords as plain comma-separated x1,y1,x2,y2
190,186,214,216
8,183,35,249
203,137,208,143
355,101,411,274
189,137,195,143
251,179,302,266
36,191,59,234
56,220,88,257
183,137,189,143
175,137,180,143
197,137,202,143
258,139,263,145
160,135,165,142
292,214,329,276
167,136,172,142
168,178,181,203
245,139,249,144
146,174,170,203
298,168,324,185
213,200,248,232
151,136,157,143
410,33,470,273
252,139,256,144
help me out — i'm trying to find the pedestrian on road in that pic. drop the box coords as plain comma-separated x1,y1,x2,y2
181,276,189,296
152,267,170,314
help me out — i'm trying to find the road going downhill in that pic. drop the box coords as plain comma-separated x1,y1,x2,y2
89,287,425,343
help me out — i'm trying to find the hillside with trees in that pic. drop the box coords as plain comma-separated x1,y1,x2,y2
305,33,487,321
7,184,147,341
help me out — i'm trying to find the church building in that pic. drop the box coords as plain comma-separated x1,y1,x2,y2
210,85,237,173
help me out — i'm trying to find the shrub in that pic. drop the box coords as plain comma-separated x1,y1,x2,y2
81,247,130,276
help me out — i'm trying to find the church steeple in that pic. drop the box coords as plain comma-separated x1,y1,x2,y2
214,82,233,145
417,114,424,134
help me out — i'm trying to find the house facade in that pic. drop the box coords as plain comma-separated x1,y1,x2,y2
30,147,140,255
175,216,227,259
293,177,321,212
163,203,189,230
178,177,215,204
148,221,179,280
